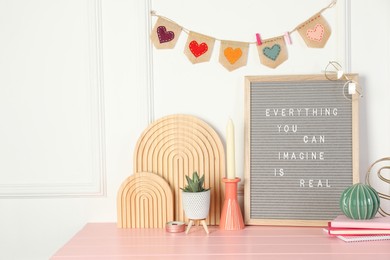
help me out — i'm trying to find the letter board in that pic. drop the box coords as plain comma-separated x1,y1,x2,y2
244,74,360,226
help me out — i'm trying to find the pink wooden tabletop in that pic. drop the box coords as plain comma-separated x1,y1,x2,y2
51,223,390,260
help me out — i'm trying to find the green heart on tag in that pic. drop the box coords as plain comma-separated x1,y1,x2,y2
263,44,281,61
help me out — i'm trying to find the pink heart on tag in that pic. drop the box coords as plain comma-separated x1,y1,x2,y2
306,24,324,42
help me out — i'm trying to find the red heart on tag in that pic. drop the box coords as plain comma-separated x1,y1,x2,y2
189,41,208,57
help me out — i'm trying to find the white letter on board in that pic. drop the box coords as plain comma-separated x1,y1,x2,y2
266,109,270,116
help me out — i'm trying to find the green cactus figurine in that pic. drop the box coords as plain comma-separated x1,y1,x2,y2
340,183,380,220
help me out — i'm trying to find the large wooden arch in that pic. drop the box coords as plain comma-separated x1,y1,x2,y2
117,172,173,228
134,114,225,225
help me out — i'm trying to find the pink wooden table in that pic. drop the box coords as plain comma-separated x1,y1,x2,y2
51,223,390,259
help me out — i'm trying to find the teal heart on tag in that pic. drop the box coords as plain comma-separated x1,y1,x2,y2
263,44,281,61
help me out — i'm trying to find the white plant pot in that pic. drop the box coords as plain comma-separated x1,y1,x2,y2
181,190,210,220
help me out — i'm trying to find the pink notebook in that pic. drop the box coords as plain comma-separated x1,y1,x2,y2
330,215,390,229
337,235,390,242
323,227,390,242
325,226,390,236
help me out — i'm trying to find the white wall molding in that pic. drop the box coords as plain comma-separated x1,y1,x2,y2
0,0,106,198
344,0,351,72
335,0,351,73
145,0,155,125
134,0,155,128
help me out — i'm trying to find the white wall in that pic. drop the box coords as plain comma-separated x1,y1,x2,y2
351,0,390,213
0,0,388,259
0,1,146,259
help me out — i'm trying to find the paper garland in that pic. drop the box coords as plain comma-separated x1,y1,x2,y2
150,0,337,71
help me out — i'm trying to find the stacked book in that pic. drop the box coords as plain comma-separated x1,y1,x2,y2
324,215,390,242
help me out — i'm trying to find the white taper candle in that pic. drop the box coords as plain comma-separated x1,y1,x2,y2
226,119,236,179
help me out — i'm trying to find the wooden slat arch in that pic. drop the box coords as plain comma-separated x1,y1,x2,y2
117,172,173,228
134,114,225,225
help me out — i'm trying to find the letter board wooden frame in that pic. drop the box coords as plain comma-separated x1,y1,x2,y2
244,74,360,226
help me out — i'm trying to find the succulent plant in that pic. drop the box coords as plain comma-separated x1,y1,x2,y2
181,171,209,192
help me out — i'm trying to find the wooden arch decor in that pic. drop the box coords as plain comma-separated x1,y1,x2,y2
117,172,173,228
134,114,225,225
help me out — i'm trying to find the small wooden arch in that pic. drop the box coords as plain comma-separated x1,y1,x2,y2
117,172,173,228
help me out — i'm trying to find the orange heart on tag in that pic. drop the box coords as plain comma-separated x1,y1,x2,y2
306,24,324,42
224,47,242,64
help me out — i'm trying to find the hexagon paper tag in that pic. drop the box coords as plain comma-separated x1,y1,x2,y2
219,41,249,71
297,13,331,48
150,17,182,49
257,36,288,69
184,32,215,64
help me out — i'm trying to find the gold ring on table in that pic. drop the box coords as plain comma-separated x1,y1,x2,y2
165,221,186,233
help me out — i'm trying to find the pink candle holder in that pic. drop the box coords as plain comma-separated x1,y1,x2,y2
220,177,245,230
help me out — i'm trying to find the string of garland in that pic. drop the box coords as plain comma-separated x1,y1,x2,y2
150,0,337,71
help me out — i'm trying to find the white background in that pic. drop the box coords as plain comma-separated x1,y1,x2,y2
0,0,389,259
